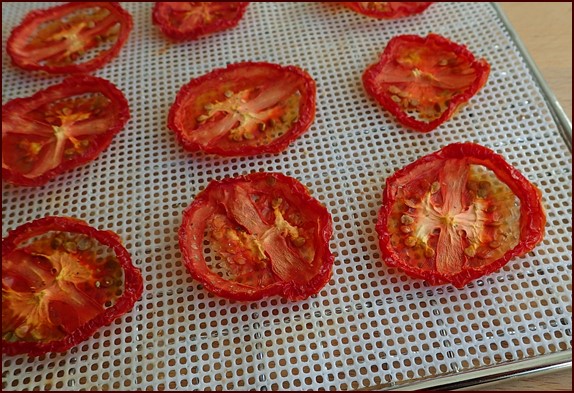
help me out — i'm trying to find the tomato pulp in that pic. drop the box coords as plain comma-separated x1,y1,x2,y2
179,172,334,301
377,143,545,288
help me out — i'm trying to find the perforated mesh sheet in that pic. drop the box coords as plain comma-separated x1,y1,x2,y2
2,2,572,391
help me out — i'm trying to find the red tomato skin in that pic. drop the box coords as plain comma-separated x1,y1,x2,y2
6,2,133,74
2,75,130,187
376,143,546,288
341,2,433,19
2,216,143,357
152,2,249,41
168,61,316,157
179,172,334,301
363,34,490,132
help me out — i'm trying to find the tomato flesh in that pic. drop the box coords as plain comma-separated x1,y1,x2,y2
388,161,520,275
2,75,130,186
363,34,490,132
2,233,122,343
153,2,249,41
377,143,545,288
2,217,143,356
7,2,132,74
179,173,334,301
169,62,316,156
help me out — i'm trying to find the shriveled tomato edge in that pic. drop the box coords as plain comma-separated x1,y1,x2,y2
179,172,334,301
152,2,249,41
2,75,130,187
2,216,143,357
168,61,316,157
362,34,490,133
341,2,433,19
6,2,133,74
376,142,545,288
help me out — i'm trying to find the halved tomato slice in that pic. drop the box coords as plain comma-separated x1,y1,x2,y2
179,172,334,301
377,143,546,288
341,2,433,19
2,75,130,187
152,2,249,41
6,2,133,74
168,61,316,156
2,216,143,356
363,34,490,132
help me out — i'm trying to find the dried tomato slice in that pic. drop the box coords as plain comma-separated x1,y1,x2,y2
168,61,316,156
363,34,490,132
377,143,546,288
341,2,433,19
2,75,130,187
152,2,249,41
2,216,143,356
179,172,334,301
6,2,133,74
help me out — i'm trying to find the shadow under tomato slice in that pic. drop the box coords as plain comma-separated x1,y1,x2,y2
2,216,143,356
152,2,249,41
377,143,546,288
179,172,334,301
363,34,490,132
341,2,433,19
2,75,130,187
7,2,133,74
168,61,316,156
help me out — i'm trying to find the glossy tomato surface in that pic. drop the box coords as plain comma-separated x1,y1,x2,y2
2,75,130,187
152,2,249,41
363,34,490,132
377,143,546,288
2,216,143,356
341,2,433,19
7,2,133,74
179,172,334,301
169,62,316,156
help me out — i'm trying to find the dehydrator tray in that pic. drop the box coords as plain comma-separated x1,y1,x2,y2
2,2,572,391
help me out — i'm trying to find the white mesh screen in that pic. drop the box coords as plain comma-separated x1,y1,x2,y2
2,2,572,390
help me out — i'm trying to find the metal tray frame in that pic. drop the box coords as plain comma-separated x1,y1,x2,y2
1,3,571,391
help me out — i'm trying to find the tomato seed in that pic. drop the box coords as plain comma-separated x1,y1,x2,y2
400,226,412,234
77,237,93,251
431,182,440,194
400,215,414,225
292,237,306,247
63,241,77,252
391,95,401,103
404,236,417,247
424,247,435,258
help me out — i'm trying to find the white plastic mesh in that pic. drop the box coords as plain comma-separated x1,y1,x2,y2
2,2,572,391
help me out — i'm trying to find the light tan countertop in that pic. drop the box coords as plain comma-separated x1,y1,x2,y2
468,3,572,391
